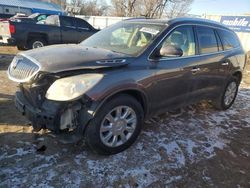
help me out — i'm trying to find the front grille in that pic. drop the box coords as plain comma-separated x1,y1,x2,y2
8,55,40,83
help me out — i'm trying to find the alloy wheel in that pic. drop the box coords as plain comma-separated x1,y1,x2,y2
100,105,137,147
32,41,44,48
224,81,237,106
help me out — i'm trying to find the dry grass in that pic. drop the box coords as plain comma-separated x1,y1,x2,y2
0,46,19,55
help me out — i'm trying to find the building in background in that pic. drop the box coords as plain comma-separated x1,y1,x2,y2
0,0,65,19
41,0,66,9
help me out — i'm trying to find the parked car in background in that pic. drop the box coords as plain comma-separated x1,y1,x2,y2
0,15,98,50
8,18,246,155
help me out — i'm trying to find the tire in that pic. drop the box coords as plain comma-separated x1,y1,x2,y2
214,76,239,110
28,38,47,49
85,94,144,155
17,45,26,51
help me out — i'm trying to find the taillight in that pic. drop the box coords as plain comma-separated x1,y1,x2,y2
9,24,15,34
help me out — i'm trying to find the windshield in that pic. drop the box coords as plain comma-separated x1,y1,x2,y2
80,21,165,56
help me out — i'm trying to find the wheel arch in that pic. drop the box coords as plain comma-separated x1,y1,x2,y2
27,32,48,44
92,89,149,119
232,71,242,83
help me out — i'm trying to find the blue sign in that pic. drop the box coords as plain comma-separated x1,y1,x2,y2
220,16,250,32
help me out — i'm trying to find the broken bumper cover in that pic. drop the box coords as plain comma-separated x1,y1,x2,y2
15,91,95,136
15,91,63,132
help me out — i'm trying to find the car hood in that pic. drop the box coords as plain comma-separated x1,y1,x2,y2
20,44,130,73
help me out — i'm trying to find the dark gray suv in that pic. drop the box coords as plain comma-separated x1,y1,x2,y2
8,18,246,154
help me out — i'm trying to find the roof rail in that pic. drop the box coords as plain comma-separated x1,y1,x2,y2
124,17,152,21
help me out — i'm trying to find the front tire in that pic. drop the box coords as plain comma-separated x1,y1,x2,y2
85,94,144,155
214,76,239,110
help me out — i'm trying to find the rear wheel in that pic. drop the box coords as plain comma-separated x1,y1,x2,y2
85,94,144,155
17,45,27,51
214,77,239,110
28,38,47,49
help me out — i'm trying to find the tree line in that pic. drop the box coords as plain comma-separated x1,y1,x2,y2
47,0,193,18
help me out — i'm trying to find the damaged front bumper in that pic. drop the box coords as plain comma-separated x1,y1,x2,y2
15,91,94,135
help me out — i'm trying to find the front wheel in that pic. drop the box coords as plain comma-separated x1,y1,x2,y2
214,77,239,110
85,94,144,155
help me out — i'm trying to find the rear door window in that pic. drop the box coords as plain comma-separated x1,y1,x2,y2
217,29,240,50
196,26,218,54
60,17,76,28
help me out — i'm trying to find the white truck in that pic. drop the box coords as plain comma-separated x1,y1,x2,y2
0,20,12,44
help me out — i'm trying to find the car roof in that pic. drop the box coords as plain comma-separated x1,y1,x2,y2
124,18,168,25
125,17,229,30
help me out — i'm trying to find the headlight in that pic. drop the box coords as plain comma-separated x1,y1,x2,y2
46,74,103,101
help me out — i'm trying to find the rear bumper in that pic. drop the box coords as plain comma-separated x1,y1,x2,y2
0,36,16,45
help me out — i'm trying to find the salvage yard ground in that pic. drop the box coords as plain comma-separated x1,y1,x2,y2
0,46,250,187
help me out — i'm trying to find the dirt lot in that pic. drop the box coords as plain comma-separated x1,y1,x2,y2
1,46,250,187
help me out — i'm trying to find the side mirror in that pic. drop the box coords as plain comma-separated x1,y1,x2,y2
160,45,183,57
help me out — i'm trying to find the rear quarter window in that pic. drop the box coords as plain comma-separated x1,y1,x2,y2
217,29,240,50
75,18,91,29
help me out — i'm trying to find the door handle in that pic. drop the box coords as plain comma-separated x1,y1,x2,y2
191,68,200,73
222,62,229,66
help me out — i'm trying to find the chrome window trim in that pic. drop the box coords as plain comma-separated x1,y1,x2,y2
147,23,241,61
78,27,90,30
65,26,76,29
149,47,241,61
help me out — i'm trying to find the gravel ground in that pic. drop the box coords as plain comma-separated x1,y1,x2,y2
0,47,250,187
